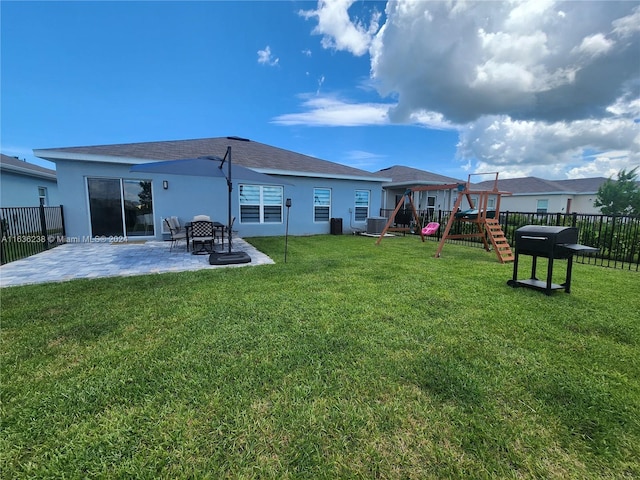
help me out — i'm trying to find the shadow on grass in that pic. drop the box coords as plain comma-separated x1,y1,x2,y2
532,370,634,458
407,354,485,409
59,319,121,343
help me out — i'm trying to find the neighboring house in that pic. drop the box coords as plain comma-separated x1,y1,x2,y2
473,176,608,214
372,165,464,218
0,154,59,207
33,136,390,239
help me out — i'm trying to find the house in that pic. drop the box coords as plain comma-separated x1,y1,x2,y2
33,136,390,240
0,154,59,207
473,176,608,214
372,165,464,219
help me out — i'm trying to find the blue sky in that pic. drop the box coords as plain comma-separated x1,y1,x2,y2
2,1,638,180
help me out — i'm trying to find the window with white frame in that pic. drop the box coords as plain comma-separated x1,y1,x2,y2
536,199,549,213
314,188,331,222
38,186,48,206
354,190,370,222
239,184,283,223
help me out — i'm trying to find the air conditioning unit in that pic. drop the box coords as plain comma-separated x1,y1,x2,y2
366,217,387,235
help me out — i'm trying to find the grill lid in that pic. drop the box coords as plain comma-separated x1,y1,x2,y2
515,225,578,245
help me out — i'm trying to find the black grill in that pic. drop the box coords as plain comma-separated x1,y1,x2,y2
508,225,598,295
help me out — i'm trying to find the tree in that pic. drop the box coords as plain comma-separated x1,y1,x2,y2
594,167,640,216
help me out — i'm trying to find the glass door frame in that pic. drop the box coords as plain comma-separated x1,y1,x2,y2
85,176,155,239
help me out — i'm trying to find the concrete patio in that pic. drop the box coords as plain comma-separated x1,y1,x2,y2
0,238,274,288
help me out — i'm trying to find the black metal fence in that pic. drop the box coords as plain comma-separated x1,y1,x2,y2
380,208,640,271
1,205,65,265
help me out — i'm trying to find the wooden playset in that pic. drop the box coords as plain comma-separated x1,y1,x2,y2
375,182,460,244
376,173,515,263
436,173,514,263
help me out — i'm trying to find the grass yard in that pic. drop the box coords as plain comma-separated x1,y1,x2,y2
1,235,639,479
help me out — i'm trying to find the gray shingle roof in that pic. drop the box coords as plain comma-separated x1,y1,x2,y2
35,136,382,180
473,176,609,194
553,177,610,193
372,165,463,186
1,154,56,179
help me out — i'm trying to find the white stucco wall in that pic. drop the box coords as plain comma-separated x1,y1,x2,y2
499,194,601,214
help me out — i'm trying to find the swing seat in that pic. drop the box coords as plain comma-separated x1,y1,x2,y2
422,222,440,236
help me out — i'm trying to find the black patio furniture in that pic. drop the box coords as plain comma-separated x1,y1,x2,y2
186,221,225,255
188,220,217,255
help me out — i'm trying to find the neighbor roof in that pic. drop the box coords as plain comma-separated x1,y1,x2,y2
553,178,610,193
34,136,388,182
372,165,463,187
1,154,56,180
473,176,608,194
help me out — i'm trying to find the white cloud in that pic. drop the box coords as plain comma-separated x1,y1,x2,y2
272,95,389,127
456,111,640,179
344,149,387,169
316,75,325,95
369,0,639,123
612,5,640,38
271,94,455,130
573,33,614,58
299,0,380,56
297,0,640,179
567,151,637,179
257,46,279,66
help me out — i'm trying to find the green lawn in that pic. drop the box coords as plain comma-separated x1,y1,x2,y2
1,235,639,479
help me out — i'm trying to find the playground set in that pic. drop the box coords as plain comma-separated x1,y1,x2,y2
375,173,515,263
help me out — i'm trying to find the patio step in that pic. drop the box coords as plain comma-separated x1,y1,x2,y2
485,219,514,263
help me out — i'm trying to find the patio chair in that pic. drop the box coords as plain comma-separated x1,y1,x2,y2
165,217,187,252
190,220,216,255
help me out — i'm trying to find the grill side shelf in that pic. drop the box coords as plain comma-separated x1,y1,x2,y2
559,243,599,254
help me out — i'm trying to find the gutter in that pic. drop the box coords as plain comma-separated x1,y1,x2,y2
253,168,392,183
33,150,153,166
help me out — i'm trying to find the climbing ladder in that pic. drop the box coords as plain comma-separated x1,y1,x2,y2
485,219,514,263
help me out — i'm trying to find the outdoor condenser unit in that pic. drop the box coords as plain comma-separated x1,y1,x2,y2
366,217,387,235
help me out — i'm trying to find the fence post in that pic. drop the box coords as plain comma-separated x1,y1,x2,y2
59,205,66,237
572,212,577,227
0,216,6,264
503,211,511,244
39,204,49,250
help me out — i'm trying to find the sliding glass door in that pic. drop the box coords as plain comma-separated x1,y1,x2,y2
87,178,154,238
